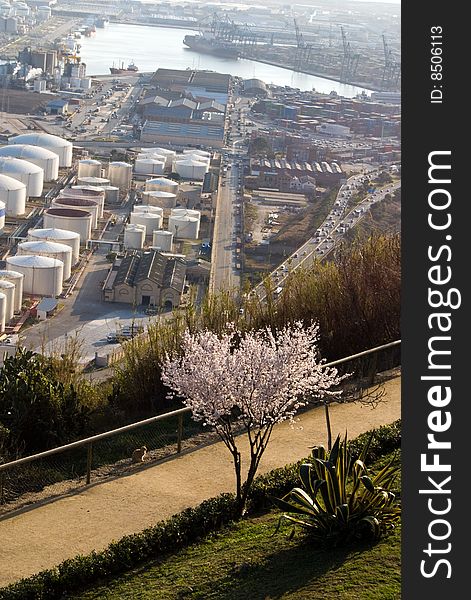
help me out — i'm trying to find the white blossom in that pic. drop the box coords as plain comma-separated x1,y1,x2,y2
161,321,345,514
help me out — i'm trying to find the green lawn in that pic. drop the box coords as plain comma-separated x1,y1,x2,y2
71,453,401,600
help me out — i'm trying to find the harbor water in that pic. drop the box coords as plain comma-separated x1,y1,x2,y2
79,23,370,97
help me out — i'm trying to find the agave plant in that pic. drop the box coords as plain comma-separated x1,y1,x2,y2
271,433,400,546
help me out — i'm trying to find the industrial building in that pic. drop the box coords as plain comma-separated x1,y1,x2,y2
140,120,225,148
248,158,343,189
150,69,231,106
102,249,186,310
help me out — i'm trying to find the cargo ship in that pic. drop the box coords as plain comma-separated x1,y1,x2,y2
109,61,139,75
183,34,240,59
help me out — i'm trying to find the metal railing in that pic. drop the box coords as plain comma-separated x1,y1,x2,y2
0,339,401,510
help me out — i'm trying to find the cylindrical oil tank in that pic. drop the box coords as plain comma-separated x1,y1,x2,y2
168,215,200,239
182,154,210,168
133,205,164,217
77,159,102,179
0,144,59,181
137,152,170,168
52,197,99,229
0,174,26,217
130,211,162,235
6,255,63,297
43,208,92,243
101,185,120,203
77,176,110,187
0,270,24,312
0,157,44,197
0,200,4,230
18,240,72,281
152,230,173,251
107,161,132,190
0,292,5,333
171,208,201,222
66,186,105,217
145,177,178,194
124,224,145,250
0,280,15,322
28,228,80,264
174,159,208,181
142,190,177,209
135,158,165,176
146,148,176,168
8,133,73,167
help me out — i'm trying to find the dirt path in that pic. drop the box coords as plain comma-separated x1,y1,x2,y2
0,377,400,587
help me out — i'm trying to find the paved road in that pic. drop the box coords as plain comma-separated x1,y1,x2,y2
210,164,242,292
0,375,400,586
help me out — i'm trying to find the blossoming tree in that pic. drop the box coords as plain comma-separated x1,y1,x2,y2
161,321,344,516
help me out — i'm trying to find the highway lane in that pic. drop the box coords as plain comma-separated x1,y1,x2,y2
254,172,400,301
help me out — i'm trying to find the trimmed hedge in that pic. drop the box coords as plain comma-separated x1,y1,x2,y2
0,420,401,600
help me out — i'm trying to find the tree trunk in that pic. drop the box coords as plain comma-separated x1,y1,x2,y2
232,450,243,517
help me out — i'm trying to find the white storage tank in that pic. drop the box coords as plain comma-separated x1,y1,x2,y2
6,255,64,297
168,215,200,239
135,158,165,176
183,154,211,169
142,190,177,209
124,224,145,250
0,145,59,182
0,280,15,322
0,157,44,197
78,159,102,179
107,161,132,190
0,200,4,231
152,230,173,252
171,208,201,222
139,150,174,168
102,185,120,203
130,211,162,235
0,292,5,333
77,176,110,187
9,133,73,167
43,208,92,243
145,177,178,194
28,227,80,264
0,270,24,312
142,147,176,166
52,197,99,229
174,158,208,181
133,205,164,217
18,240,72,281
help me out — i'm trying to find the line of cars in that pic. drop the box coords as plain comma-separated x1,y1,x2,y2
106,323,144,344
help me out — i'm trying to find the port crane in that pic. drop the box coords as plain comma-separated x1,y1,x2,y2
293,17,312,68
381,34,400,90
339,26,360,83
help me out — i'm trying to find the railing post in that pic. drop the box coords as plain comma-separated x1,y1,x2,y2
177,414,183,453
86,442,93,485
0,471,5,505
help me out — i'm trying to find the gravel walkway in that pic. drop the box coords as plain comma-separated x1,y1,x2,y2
0,376,400,587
